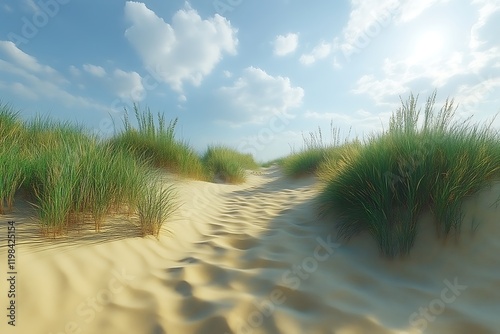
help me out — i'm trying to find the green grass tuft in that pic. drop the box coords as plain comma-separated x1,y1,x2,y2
202,145,258,183
0,145,26,214
281,123,359,177
109,104,207,180
0,106,178,237
317,91,500,258
137,174,179,238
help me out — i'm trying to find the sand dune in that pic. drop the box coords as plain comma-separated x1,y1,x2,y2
1,165,499,334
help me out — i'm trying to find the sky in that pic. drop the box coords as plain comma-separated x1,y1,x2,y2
0,0,499,162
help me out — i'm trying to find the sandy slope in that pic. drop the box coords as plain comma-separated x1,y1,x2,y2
0,166,499,334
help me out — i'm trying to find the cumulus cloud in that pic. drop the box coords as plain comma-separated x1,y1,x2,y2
300,41,332,65
273,33,298,56
83,64,106,78
218,66,304,125
79,64,145,101
352,74,410,103
124,1,238,93
469,0,500,49
0,41,64,82
110,69,144,100
0,41,111,111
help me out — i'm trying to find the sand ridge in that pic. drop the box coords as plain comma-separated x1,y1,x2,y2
1,166,499,334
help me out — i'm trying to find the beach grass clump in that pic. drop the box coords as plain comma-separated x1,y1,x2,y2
316,140,363,182
137,174,178,238
0,145,26,214
72,143,147,231
31,145,80,236
427,123,500,236
282,147,330,177
202,145,258,183
30,135,168,236
109,105,207,180
0,102,24,144
0,103,27,213
29,138,153,236
318,91,500,257
0,103,181,238
281,124,359,177
13,116,149,235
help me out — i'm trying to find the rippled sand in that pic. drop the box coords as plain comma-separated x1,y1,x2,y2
1,166,499,334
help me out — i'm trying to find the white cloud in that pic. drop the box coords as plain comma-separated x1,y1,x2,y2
72,63,144,100
223,70,232,78
12,82,38,100
353,45,500,104
69,65,81,76
300,41,332,65
0,42,107,111
352,74,409,103
294,1,445,67
110,69,144,100
337,0,446,58
456,77,500,113
273,33,298,56
0,41,63,81
351,1,500,107
396,0,446,23
469,0,500,49
83,64,106,78
124,1,238,93
218,66,304,125
338,0,401,56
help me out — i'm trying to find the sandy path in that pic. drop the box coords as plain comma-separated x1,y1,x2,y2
1,166,499,334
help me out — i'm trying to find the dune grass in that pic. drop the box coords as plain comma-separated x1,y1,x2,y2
0,103,26,213
202,145,259,183
0,102,259,237
281,123,361,177
0,145,25,214
109,105,207,180
31,145,80,236
137,174,179,238
71,144,147,232
19,119,149,236
0,106,175,237
317,91,500,257
0,102,24,143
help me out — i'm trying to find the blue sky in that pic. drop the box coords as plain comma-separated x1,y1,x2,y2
0,0,499,161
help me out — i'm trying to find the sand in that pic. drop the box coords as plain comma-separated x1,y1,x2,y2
1,165,499,334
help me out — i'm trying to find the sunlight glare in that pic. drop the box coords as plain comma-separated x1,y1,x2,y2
409,30,446,64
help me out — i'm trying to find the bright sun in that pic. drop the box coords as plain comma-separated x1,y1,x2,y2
410,30,446,64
